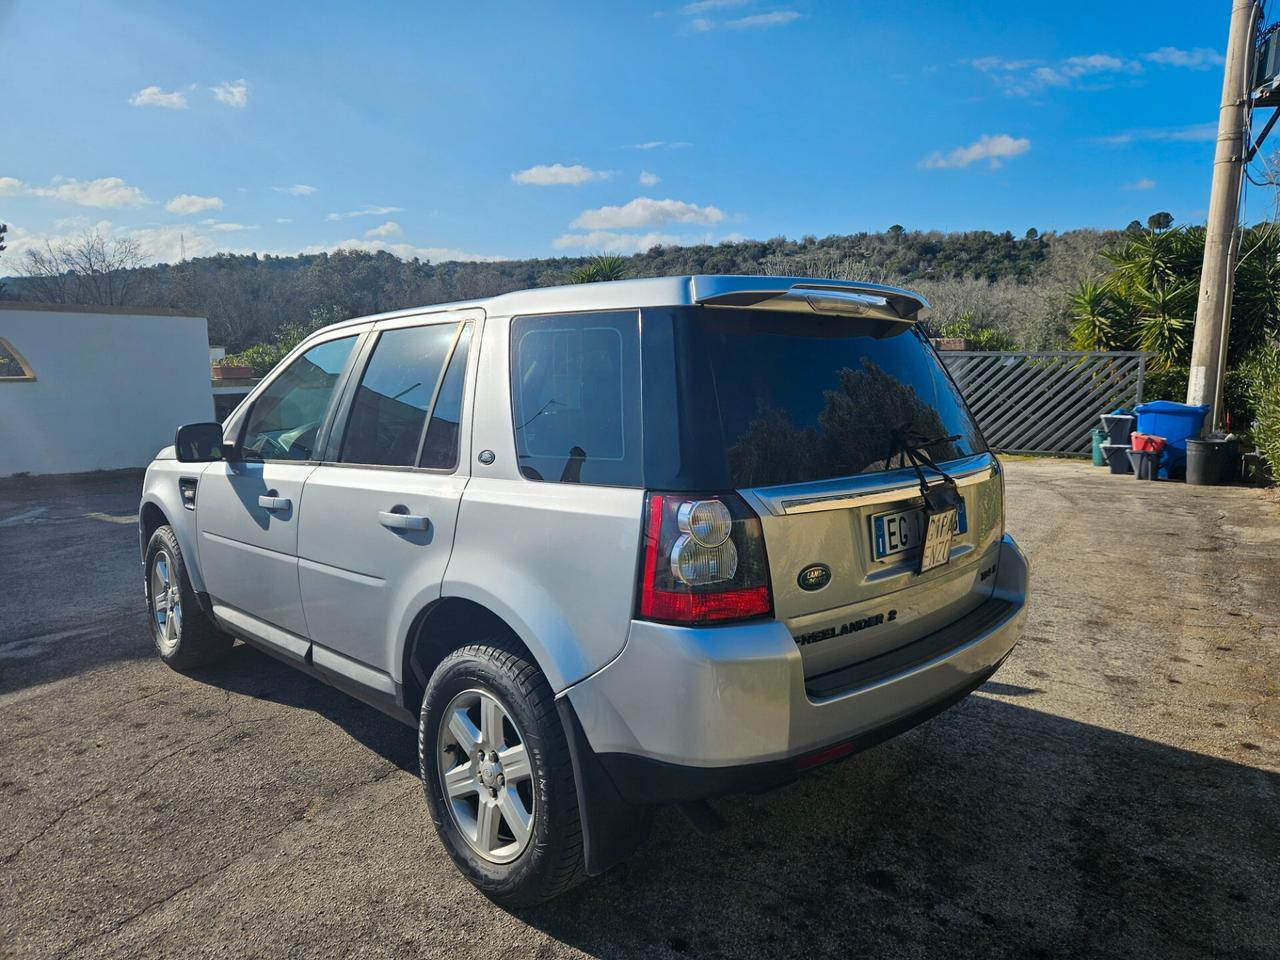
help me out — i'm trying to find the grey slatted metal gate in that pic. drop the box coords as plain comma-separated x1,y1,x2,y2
940,351,1151,456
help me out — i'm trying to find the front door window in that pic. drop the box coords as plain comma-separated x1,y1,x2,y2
240,336,358,461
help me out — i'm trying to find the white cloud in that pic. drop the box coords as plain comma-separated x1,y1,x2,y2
1124,178,1157,191
1061,53,1142,77
726,11,802,29
553,230,687,253
365,220,402,238
1096,123,1217,145
921,133,1031,170
973,51,1143,95
325,205,405,220
1,176,150,208
686,8,801,32
129,86,188,109
625,140,691,150
210,79,248,108
4,218,496,267
639,170,661,186
199,220,254,232
275,217,294,223
511,163,611,186
968,56,1042,72
165,194,223,215
274,183,318,196
1145,47,1224,70
3,220,217,265
681,0,749,13
571,197,726,230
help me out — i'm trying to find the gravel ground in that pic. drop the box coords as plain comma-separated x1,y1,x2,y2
1,460,1277,960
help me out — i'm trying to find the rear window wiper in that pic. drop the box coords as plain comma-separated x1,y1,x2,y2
885,426,962,495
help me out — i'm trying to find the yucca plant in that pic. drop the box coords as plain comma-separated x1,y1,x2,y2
1102,229,1184,293
1131,281,1197,370
570,254,629,284
1068,279,1124,351
1231,225,1280,364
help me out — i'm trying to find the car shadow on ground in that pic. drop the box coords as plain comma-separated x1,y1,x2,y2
188,641,419,773
193,645,1279,960
514,694,1279,960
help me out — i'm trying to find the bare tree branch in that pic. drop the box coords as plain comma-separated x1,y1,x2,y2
19,230,145,306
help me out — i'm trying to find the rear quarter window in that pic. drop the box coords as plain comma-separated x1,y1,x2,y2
510,310,641,486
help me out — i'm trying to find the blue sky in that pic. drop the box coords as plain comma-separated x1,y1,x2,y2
0,0,1249,265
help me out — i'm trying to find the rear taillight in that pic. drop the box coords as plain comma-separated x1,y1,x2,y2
637,492,773,625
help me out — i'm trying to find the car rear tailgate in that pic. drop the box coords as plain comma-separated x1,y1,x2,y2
742,454,1005,679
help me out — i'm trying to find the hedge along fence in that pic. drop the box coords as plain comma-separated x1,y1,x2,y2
940,351,1152,456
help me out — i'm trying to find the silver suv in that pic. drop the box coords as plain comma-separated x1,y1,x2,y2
140,275,1028,905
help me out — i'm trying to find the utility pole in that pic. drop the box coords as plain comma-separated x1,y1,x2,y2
1187,0,1259,429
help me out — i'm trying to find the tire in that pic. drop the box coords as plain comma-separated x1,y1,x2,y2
144,525,232,670
419,639,585,906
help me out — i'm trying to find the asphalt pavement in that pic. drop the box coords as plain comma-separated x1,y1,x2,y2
1,460,1277,960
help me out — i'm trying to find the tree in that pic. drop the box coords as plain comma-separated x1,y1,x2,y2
1125,220,1144,236
22,231,145,305
0,222,7,296
1147,211,1174,232
1070,225,1279,370
888,224,905,236
1025,227,1039,241
570,254,627,284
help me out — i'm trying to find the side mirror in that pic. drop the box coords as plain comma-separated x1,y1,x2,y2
175,422,226,463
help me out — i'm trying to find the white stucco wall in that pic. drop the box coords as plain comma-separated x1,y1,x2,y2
0,303,213,476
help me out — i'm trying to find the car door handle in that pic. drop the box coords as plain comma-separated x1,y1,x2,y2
258,495,292,511
379,509,429,531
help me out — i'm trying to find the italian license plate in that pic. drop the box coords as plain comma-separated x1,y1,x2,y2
871,504,965,566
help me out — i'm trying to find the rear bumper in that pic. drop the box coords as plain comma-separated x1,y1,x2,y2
562,533,1029,805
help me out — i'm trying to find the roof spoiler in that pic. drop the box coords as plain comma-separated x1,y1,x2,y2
690,275,929,326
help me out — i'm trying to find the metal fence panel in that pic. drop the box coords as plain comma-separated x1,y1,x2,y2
940,351,1151,456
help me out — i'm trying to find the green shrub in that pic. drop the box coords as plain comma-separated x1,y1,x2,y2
1141,366,1189,403
1142,365,1257,433
219,311,340,377
1240,344,1280,472
935,316,1016,351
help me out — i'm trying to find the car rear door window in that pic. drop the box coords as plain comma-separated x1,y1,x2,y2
340,322,458,467
510,311,641,486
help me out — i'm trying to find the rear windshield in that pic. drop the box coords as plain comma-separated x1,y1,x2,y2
509,305,986,491
649,306,987,490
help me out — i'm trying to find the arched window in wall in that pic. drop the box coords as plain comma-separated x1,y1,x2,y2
0,338,36,381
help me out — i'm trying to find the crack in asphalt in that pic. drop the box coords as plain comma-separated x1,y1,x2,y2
1,707,247,866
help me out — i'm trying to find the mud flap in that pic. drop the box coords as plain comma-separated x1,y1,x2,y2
556,699,654,876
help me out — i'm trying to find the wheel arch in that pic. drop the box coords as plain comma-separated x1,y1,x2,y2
138,476,209,595
139,500,169,556
401,597,537,718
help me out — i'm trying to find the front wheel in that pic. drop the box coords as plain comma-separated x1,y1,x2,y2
145,525,232,670
419,640,585,906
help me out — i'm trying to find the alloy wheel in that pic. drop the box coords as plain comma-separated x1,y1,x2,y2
150,550,182,653
437,688,536,864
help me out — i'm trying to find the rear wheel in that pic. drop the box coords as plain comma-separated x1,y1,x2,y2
145,525,232,669
419,640,585,906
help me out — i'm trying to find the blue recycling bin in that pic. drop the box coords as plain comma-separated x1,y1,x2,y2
1134,401,1209,479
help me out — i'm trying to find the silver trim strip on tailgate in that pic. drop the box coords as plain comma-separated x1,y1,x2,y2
747,452,998,517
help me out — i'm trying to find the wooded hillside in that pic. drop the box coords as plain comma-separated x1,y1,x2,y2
1,225,1134,351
